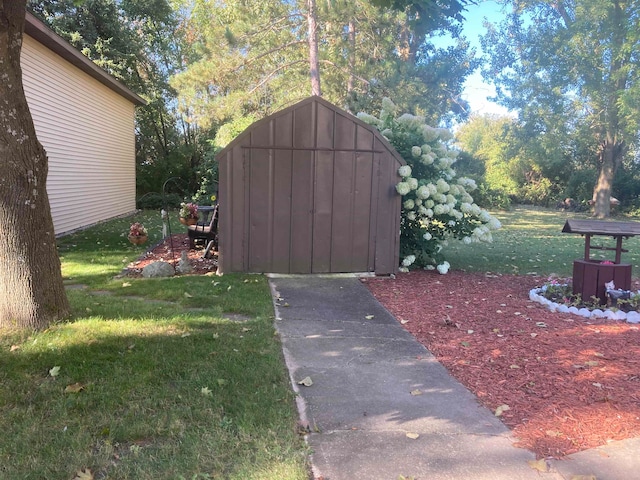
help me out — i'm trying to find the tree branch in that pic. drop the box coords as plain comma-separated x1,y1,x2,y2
318,59,370,85
248,60,308,94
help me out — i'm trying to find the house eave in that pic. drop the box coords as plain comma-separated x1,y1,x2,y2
24,11,146,106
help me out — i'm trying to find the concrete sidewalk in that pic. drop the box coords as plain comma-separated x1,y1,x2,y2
269,274,639,480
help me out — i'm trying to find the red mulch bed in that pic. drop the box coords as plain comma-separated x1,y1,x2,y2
363,270,640,459
124,234,217,276
126,239,640,459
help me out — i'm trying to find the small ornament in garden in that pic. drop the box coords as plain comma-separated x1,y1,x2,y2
179,202,199,225
128,222,148,245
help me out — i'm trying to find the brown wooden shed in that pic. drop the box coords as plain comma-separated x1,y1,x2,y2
216,96,405,275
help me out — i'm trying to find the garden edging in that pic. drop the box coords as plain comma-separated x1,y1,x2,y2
529,287,640,323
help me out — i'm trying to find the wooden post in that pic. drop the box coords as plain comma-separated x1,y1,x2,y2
584,234,591,260
615,236,623,263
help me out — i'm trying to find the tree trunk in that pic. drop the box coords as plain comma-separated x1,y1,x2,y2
0,2,70,329
307,0,321,96
592,138,621,218
347,19,355,95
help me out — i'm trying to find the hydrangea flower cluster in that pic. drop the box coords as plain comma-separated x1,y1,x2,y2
357,98,501,272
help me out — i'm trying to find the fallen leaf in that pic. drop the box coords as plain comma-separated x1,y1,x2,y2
570,475,596,480
467,329,474,334
122,282,131,287
365,315,375,320
72,468,94,480
592,383,603,388
410,389,423,396
216,378,228,386
283,302,290,307
509,364,520,369
65,383,85,393
494,404,510,417
400,319,409,324
460,341,470,347
212,333,220,339
242,327,251,332
184,292,193,298
585,361,599,367
181,333,191,338
530,333,538,338
546,430,562,437
49,366,61,377
298,376,313,387
594,352,605,357
527,458,549,472
10,345,20,352
406,432,420,439
536,322,548,328
201,387,212,396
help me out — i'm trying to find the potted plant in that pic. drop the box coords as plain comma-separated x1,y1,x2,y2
128,222,148,245
179,202,199,225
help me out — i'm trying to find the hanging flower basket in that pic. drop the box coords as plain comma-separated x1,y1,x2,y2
179,217,198,226
128,234,148,245
128,222,148,245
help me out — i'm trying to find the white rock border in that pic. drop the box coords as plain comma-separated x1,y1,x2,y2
529,287,640,324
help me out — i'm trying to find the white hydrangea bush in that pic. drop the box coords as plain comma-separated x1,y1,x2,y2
357,98,501,272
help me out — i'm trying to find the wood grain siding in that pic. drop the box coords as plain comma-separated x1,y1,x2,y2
217,96,404,275
21,35,136,235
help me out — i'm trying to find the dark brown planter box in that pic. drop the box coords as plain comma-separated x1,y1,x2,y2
572,259,631,304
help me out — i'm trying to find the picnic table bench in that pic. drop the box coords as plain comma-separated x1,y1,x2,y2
562,219,640,304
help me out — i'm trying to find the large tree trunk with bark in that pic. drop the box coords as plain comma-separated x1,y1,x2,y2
307,0,321,96
592,137,623,219
0,2,70,329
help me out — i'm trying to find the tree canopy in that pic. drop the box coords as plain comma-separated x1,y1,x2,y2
481,0,640,217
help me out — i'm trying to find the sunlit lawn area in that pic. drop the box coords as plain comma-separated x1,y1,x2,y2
442,205,640,278
0,211,309,480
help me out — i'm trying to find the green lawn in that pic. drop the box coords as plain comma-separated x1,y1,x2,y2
442,205,640,278
0,211,309,480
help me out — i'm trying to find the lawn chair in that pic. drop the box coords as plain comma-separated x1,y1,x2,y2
187,204,218,258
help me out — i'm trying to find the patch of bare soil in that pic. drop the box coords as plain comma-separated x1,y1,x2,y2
363,270,640,458
124,234,217,276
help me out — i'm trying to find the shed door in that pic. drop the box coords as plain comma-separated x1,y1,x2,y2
245,147,379,273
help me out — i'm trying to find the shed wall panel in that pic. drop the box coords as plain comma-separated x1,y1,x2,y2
335,114,356,151
316,103,334,149
248,148,272,272
21,35,136,235
329,152,356,272
270,151,294,272
312,151,335,272
293,102,315,149
289,151,314,273
274,112,294,147
351,152,375,272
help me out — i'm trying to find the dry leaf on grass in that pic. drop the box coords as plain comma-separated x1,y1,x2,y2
49,366,61,377
406,432,420,439
73,468,93,480
64,383,85,393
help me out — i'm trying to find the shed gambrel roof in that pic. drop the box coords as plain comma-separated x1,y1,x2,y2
217,95,406,165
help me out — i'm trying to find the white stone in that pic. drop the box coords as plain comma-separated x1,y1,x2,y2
578,308,591,318
568,306,579,315
557,305,569,314
626,311,640,324
591,309,605,318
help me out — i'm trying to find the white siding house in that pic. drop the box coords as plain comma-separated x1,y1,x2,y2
21,12,145,235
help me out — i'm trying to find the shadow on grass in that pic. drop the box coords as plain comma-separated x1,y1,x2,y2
0,312,307,479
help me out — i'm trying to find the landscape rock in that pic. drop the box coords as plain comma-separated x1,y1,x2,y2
142,261,175,278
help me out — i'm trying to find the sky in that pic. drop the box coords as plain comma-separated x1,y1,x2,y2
454,0,512,116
